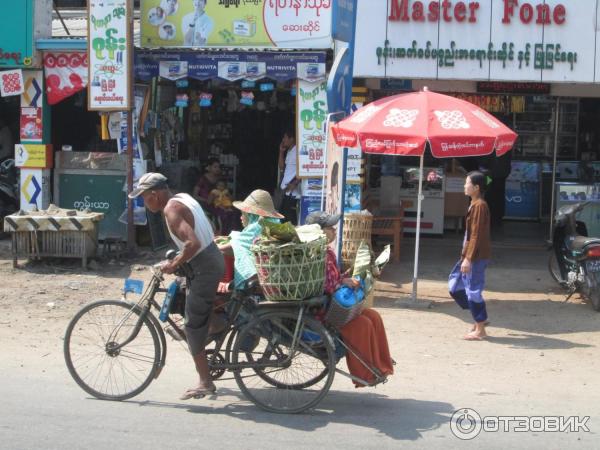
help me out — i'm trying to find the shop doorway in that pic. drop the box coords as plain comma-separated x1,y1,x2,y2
0,96,20,163
158,78,296,200
50,89,116,153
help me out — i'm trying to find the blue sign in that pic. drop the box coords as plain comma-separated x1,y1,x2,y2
327,0,357,115
300,196,324,225
332,0,357,43
0,0,34,68
344,184,361,213
505,181,540,219
327,46,354,114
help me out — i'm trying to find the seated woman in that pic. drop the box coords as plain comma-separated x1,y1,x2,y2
217,189,283,290
305,211,394,387
194,158,239,235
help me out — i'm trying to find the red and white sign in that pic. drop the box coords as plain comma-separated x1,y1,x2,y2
43,52,89,105
0,69,24,97
20,107,43,141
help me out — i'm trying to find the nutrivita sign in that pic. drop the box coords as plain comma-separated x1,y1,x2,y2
354,0,600,83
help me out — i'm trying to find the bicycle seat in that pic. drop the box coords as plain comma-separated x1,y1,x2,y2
568,236,600,252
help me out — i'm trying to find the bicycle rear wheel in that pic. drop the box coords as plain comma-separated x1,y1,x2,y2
232,311,336,414
64,300,161,401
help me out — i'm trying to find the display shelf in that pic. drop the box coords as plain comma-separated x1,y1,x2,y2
513,97,579,158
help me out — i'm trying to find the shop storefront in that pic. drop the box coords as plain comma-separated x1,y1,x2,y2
352,0,600,234
28,1,344,246
128,1,335,234
132,50,328,199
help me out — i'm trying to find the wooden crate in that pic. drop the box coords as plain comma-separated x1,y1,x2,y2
11,230,99,269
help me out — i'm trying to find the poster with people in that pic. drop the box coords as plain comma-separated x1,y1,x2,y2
140,0,332,48
325,128,347,260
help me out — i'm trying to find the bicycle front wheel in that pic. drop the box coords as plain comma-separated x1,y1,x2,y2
64,300,161,401
232,311,336,414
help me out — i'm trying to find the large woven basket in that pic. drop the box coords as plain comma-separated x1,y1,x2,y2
341,214,373,271
251,237,327,301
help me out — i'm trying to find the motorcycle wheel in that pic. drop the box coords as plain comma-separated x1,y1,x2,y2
587,272,600,312
548,252,567,288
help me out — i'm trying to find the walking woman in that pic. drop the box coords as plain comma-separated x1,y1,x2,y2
449,171,491,341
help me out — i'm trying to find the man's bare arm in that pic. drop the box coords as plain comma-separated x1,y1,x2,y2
163,202,201,270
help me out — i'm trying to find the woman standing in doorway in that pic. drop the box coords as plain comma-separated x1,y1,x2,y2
448,171,491,341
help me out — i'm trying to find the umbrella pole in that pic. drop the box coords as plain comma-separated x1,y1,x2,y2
411,154,425,302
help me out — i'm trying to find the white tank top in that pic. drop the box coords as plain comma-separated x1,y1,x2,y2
166,193,214,258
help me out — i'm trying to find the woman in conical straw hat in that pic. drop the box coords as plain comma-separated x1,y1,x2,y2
218,190,283,290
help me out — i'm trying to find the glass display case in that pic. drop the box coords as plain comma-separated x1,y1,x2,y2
514,97,579,158
555,182,600,237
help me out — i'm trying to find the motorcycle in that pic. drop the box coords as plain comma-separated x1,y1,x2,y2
0,159,18,238
549,202,600,311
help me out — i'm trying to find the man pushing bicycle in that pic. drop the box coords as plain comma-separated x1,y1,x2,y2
129,173,224,400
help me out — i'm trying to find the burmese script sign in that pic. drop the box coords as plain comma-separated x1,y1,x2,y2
88,0,131,110
354,0,600,83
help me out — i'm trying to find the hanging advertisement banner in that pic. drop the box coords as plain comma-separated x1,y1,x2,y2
135,51,326,82
88,1,131,110
117,112,142,158
43,52,89,105
297,79,328,178
140,0,332,49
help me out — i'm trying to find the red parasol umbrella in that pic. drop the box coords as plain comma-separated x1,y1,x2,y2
331,88,518,302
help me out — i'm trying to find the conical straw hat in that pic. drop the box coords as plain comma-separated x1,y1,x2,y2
233,189,284,219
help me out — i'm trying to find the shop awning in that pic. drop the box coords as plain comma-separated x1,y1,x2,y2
134,51,327,83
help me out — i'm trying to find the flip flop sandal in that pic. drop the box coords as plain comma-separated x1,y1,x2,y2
180,387,217,401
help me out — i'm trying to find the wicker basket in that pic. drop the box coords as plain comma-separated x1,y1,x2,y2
341,213,373,271
325,293,365,329
251,237,327,301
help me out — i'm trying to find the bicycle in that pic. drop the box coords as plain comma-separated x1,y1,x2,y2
64,252,388,414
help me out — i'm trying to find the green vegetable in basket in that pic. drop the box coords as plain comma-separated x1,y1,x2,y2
260,220,299,243
214,236,231,246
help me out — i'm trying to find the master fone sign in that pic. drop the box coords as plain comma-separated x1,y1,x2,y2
354,0,600,83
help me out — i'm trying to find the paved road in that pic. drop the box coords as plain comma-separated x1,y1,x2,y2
2,304,598,450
